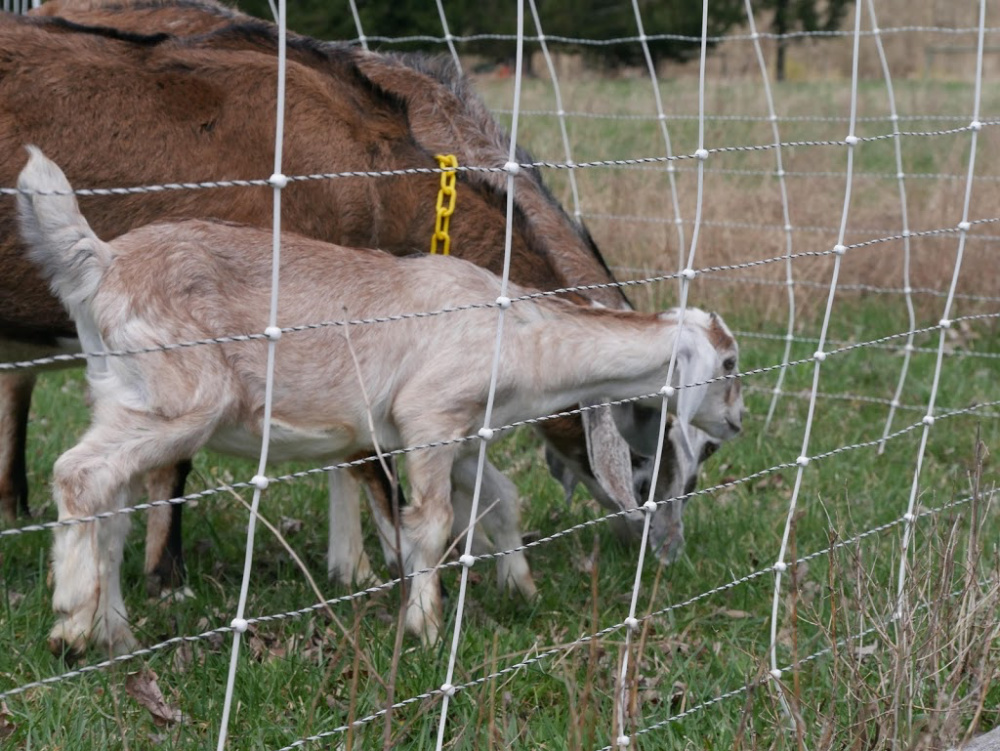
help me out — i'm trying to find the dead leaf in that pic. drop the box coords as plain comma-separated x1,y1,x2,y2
853,643,878,659
716,608,753,619
125,668,184,727
0,701,16,740
279,516,303,535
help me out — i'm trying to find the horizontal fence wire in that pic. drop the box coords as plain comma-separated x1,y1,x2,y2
3,394,996,704
3,120,999,199
3,9,999,749
3,310,998,546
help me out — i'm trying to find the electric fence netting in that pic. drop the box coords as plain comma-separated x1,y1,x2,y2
0,1,997,749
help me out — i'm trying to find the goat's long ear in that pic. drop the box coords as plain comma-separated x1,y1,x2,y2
610,403,663,457
673,345,714,465
583,405,638,511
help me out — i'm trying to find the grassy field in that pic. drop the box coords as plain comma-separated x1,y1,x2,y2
2,71,999,749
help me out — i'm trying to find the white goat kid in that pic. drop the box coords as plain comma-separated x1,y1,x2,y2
18,148,743,655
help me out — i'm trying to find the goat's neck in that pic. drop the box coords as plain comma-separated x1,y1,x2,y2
518,309,680,412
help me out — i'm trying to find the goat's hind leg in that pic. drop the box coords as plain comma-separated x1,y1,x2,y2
0,371,35,523
143,460,192,596
49,413,209,657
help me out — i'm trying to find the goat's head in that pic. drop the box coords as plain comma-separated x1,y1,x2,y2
612,308,744,466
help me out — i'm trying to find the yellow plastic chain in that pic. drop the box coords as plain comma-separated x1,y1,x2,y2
430,154,458,254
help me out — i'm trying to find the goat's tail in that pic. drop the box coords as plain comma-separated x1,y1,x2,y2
16,146,114,311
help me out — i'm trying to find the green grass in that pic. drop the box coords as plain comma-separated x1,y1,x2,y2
2,72,999,751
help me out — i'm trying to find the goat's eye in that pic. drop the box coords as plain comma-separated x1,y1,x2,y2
723,356,736,372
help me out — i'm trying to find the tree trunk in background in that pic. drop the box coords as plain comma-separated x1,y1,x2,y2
774,0,788,81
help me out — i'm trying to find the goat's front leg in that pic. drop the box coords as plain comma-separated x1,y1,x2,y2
327,469,379,587
452,455,536,601
397,448,455,646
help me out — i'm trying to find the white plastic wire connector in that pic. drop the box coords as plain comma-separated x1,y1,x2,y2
813,350,827,362
624,616,640,631
939,318,952,329
643,500,658,514
503,161,521,175
477,427,495,441
958,221,971,232
440,683,456,697
844,135,859,146
250,475,269,491
922,415,935,427
617,735,631,748
970,120,982,131
660,385,675,399
694,148,709,161
681,268,698,281
495,296,512,309
773,561,787,573
796,455,810,467
268,173,288,189
459,554,475,568
775,169,785,178
903,512,916,523
230,618,249,633
833,244,847,255
264,326,283,341
770,668,783,680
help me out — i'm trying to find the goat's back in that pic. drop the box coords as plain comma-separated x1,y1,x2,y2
87,218,556,438
1,13,623,344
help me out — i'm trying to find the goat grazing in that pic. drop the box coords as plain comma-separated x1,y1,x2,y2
2,4,730,592
18,148,743,653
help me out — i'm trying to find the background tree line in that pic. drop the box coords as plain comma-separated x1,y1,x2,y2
234,0,852,79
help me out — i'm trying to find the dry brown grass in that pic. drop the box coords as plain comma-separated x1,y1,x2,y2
474,20,1000,329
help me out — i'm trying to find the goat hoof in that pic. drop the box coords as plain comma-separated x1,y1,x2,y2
145,555,186,598
48,624,88,662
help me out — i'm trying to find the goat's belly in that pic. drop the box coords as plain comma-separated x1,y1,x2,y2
207,422,357,464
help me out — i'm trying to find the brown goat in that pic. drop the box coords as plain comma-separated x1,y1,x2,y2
0,5,718,589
